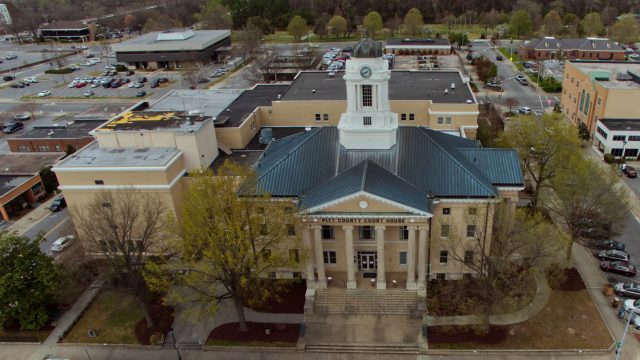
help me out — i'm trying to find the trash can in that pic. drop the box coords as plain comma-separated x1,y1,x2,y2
613,297,620,308
603,283,614,296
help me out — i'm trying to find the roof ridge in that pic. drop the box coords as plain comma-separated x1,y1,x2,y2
256,128,324,181
416,128,496,195
360,160,369,191
364,159,428,196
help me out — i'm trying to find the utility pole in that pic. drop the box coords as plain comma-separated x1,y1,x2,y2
615,310,635,360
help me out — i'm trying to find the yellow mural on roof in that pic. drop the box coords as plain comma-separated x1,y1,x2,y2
99,111,177,131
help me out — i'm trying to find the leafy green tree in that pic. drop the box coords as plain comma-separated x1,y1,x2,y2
543,10,562,35
498,113,580,212
39,167,58,194
328,15,348,38
194,0,233,30
0,233,62,330
509,10,532,39
363,11,383,39
247,16,272,35
450,32,470,49
474,57,497,82
577,122,590,142
146,163,302,332
581,12,604,36
612,14,640,44
287,15,307,42
404,8,424,37
544,157,628,259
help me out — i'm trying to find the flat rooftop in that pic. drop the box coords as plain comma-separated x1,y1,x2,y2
386,38,451,46
570,61,640,89
216,85,289,127
112,29,230,52
17,121,99,139
76,103,131,121
55,142,180,168
96,111,211,133
599,118,640,131
0,153,65,175
150,89,243,119
0,176,33,198
280,71,475,104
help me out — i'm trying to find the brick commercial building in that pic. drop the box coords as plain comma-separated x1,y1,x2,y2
112,29,231,70
39,20,91,42
7,120,100,153
0,153,64,221
385,38,452,55
519,37,626,61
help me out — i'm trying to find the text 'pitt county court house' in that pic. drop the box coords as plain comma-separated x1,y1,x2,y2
53,39,524,297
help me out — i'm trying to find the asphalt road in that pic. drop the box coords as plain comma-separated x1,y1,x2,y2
17,207,70,255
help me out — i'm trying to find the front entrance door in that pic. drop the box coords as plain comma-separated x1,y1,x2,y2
358,252,377,271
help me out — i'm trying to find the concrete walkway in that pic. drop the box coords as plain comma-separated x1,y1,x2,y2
6,196,58,236
424,270,550,326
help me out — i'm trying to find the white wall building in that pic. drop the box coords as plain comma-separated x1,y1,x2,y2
594,119,640,158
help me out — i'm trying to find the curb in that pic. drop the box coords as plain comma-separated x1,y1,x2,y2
424,348,611,355
57,342,163,349
203,344,301,352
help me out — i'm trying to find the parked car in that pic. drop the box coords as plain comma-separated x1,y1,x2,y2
51,235,75,252
13,113,30,121
496,55,503,61
126,70,135,76
518,107,532,115
485,79,502,90
105,65,116,70
624,298,640,315
157,77,169,83
137,77,147,83
595,239,626,251
4,54,17,60
3,75,15,81
136,90,147,97
600,260,636,276
10,82,26,88
615,283,640,298
597,249,630,262
523,61,534,68
150,82,159,88
83,90,95,97
623,165,637,178
37,89,51,97
133,82,144,88
74,82,87,88
50,195,66,211
2,122,24,134
24,76,38,83
517,77,529,86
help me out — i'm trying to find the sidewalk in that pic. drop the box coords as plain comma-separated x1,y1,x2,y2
7,195,57,236
424,270,550,326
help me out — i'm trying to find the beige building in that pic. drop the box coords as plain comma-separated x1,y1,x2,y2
53,39,523,297
560,61,640,136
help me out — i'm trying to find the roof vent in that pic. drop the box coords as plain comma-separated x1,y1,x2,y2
312,89,316,94
48,130,54,137
444,89,448,94
277,94,281,99
466,99,472,104
305,127,311,131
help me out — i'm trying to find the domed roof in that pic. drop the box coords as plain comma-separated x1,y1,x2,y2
352,38,383,58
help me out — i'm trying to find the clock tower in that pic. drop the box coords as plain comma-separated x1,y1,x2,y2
338,38,398,150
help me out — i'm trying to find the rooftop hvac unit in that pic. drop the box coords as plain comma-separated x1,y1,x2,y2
259,128,273,145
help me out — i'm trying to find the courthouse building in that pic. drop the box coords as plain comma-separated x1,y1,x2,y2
54,39,523,297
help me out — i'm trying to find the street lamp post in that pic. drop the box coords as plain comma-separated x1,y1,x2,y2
615,309,635,360
619,139,628,171
168,328,182,360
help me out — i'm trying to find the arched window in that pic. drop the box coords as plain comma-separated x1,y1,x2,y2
579,90,585,112
584,93,591,115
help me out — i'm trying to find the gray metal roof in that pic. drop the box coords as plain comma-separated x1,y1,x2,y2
522,37,625,52
112,30,230,52
300,160,431,213
255,127,523,206
386,38,451,47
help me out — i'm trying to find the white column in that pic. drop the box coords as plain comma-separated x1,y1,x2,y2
312,225,327,289
375,225,386,289
302,226,315,285
406,226,417,290
343,226,356,289
417,225,428,296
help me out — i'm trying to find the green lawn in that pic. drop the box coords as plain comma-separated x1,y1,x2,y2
64,290,143,344
426,23,488,39
0,328,52,343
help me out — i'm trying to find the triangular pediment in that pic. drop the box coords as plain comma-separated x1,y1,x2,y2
305,192,430,215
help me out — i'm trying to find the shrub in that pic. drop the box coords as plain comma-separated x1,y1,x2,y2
604,153,615,163
546,264,567,290
115,64,128,72
45,68,73,74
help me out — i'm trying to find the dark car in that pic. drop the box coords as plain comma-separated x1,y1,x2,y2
136,90,147,97
150,82,159,88
3,75,15,81
10,82,25,88
137,77,147,83
2,122,24,134
600,261,637,276
158,77,169,83
623,165,637,178
496,55,503,61
615,282,640,298
50,195,66,211
597,249,630,262
126,70,135,76
595,239,626,251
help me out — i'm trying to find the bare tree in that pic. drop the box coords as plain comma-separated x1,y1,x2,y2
237,21,263,62
291,45,320,71
181,67,206,89
12,103,40,120
246,50,281,83
73,190,169,328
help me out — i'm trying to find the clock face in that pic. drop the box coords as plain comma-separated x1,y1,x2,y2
360,66,373,78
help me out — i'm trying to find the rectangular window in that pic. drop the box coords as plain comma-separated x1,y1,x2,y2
399,251,407,265
287,225,296,236
440,225,450,238
323,113,329,121
17,145,30,152
359,226,375,240
445,117,452,124
442,207,451,215
596,127,608,139
439,250,448,264
409,114,415,121
468,207,477,215
289,249,300,263
625,148,639,158
399,226,409,240
95,180,104,185
436,273,446,280
437,116,444,124
464,251,474,265
361,85,372,107
629,136,640,142
321,225,334,240
55,145,62,152
611,148,623,157
363,116,372,126
613,135,626,141
463,273,472,279
37,145,50,152
323,250,337,264
315,113,321,121
401,113,407,121
597,97,602,105
466,224,476,238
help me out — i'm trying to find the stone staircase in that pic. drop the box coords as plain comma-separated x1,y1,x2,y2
306,343,420,354
314,288,420,315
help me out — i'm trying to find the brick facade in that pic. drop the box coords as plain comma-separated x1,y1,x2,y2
7,137,94,153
